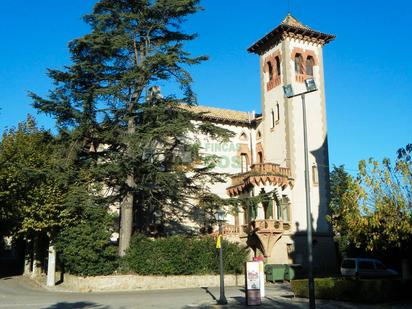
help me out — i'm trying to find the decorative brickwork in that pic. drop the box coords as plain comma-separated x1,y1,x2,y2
263,50,282,91
291,47,318,83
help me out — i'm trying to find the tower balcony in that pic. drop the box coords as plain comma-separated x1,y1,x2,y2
227,163,294,196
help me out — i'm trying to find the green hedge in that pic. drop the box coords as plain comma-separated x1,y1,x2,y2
55,204,119,276
291,277,412,303
122,235,248,275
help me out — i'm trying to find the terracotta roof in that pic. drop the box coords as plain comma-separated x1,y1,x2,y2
248,13,335,55
281,13,310,30
179,104,253,124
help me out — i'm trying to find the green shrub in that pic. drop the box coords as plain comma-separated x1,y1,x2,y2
291,277,411,303
55,205,118,276
122,235,248,275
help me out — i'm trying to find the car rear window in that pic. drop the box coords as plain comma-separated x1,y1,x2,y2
342,259,355,268
358,261,374,270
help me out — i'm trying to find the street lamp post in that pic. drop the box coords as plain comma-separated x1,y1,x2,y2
283,78,318,309
214,209,228,305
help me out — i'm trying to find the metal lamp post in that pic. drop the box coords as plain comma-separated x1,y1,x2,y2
283,78,318,309
214,209,228,305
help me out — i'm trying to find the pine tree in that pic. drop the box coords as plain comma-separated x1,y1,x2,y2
31,0,231,255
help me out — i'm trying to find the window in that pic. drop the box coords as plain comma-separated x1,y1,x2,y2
342,259,356,269
275,56,281,76
271,109,275,128
240,132,247,141
260,189,272,219
276,200,282,220
312,164,319,185
267,61,273,81
276,102,280,122
287,244,294,263
257,151,263,164
240,153,248,173
358,261,374,270
294,53,304,74
306,56,314,77
263,202,271,219
281,196,290,222
257,130,262,139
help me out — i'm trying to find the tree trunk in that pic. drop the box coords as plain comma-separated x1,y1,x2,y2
31,236,41,278
118,176,134,256
23,239,32,276
118,84,141,256
46,242,56,286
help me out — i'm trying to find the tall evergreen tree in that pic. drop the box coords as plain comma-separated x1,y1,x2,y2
31,0,231,255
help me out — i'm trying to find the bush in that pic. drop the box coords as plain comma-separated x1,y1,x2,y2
291,277,412,303
55,204,118,276
122,235,248,275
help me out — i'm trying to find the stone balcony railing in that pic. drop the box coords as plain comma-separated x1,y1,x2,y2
222,224,242,235
222,219,291,236
227,163,293,196
247,219,291,234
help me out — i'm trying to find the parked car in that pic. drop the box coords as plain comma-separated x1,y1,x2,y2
340,258,399,278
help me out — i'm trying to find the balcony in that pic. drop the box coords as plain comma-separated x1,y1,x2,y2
222,220,291,236
247,219,291,234
227,163,293,196
222,220,291,257
249,219,291,257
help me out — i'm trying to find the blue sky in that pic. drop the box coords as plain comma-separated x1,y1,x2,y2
0,0,411,173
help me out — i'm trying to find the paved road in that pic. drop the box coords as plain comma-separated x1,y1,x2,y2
1,275,412,309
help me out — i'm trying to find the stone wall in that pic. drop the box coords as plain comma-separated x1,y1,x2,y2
60,274,245,292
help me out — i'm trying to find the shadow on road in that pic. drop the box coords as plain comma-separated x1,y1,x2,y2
200,286,217,301
40,302,111,309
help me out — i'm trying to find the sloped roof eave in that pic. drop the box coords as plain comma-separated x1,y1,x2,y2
248,24,335,55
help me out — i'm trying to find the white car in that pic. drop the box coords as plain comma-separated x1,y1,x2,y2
340,258,399,278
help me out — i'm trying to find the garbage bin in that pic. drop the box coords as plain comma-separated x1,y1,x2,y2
264,264,286,282
284,264,303,280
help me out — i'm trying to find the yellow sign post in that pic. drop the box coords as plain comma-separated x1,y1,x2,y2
216,235,221,249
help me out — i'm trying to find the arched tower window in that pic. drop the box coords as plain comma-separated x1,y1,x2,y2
240,132,248,141
240,153,249,173
267,61,273,81
275,56,281,76
306,56,314,77
294,53,304,74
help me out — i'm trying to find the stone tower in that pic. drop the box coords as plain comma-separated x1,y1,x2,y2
247,14,336,269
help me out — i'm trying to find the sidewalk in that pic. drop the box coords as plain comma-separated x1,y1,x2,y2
183,284,412,309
